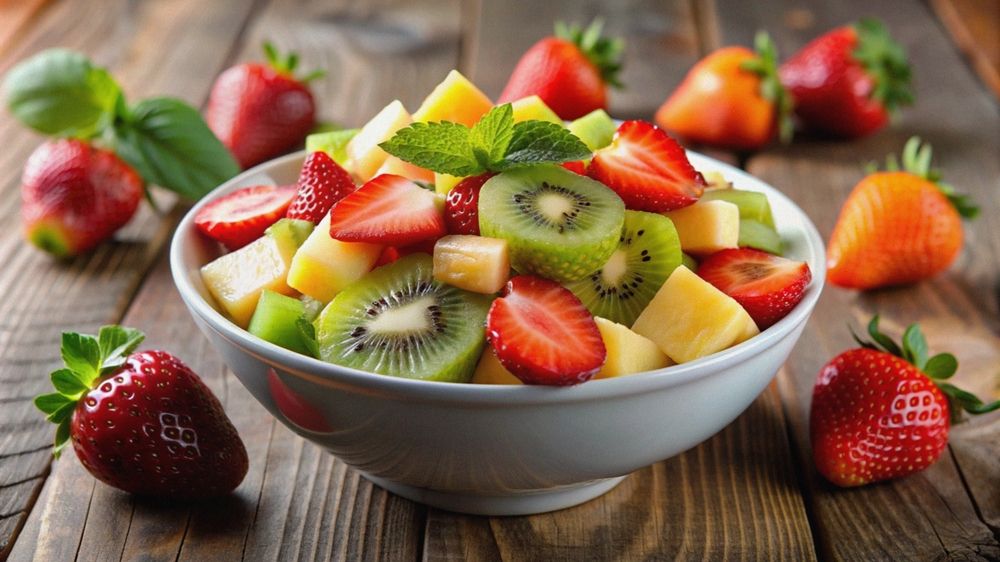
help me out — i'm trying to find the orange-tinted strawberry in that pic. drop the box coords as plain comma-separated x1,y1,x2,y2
826,138,978,290
655,32,792,151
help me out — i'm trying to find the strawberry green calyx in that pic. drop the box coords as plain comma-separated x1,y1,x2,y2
554,19,624,88
852,18,913,113
262,41,325,83
870,137,979,219
34,326,145,455
850,315,998,423
740,31,794,144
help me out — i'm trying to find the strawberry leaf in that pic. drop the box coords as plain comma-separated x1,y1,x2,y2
901,324,928,370
47,401,76,425
35,392,72,415
875,137,978,219
923,353,957,379
53,420,71,457
379,121,480,177
937,382,1000,423
865,315,903,356
98,325,145,374
61,332,102,383
498,121,592,169
51,368,89,396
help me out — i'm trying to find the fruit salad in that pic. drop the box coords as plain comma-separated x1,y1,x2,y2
195,70,812,386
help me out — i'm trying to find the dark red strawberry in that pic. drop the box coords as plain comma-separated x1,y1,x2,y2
561,160,588,175
588,120,705,212
35,326,248,499
328,174,446,246
195,184,296,250
374,246,402,267
779,19,913,139
444,173,495,235
697,248,811,329
286,151,356,223
486,275,606,385
498,20,623,120
811,317,998,487
206,42,320,168
21,139,143,258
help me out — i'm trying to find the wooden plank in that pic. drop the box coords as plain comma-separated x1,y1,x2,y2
0,0,49,57
930,0,1000,97
711,0,1000,558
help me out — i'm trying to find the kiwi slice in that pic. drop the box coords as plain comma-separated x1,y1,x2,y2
701,189,775,228
681,252,698,271
249,290,313,356
739,219,783,255
478,165,625,283
567,109,616,151
566,210,682,326
315,254,491,382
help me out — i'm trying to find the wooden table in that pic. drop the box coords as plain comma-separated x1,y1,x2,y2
1,1,997,560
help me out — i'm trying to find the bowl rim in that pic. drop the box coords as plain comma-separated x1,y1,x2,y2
170,150,826,405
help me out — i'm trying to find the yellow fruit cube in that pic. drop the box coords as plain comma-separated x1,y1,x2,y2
287,213,382,302
702,171,733,190
433,235,510,294
632,266,756,364
435,172,463,195
346,100,412,182
413,70,493,126
664,200,740,255
736,314,760,344
376,155,434,183
510,95,562,124
471,349,522,385
594,317,672,378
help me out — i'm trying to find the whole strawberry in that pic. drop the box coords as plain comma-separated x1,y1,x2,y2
811,316,998,487
286,151,356,224
21,139,142,258
780,19,913,139
499,20,623,120
207,42,321,169
35,326,248,499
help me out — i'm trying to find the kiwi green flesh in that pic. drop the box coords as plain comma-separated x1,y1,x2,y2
266,218,314,247
478,165,625,283
702,190,775,228
315,254,490,382
249,290,313,356
567,109,616,151
566,210,682,326
739,219,783,255
681,252,698,271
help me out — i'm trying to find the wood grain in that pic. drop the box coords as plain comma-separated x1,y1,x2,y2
0,0,49,57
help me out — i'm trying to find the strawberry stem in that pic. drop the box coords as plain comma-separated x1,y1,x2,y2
869,137,979,219
261,41,324,82
852,18,913,113
739,31,794,144
554,19,625,88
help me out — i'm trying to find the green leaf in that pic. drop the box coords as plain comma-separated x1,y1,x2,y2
98,325,144,373
937,382,1000,423
901,324,928,369
2,49,121,138
923,353,958,379
61,332,101,382
35,392,72,415
470,104,514,168
378,121,480,176
47,401,76,425
866,315,902,357
53,421,70,457
110,97,240,200
498,121,592,169
305,128,359,165
297,318,320,359
51,368,88,396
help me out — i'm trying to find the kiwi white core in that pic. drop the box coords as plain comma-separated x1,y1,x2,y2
367,296,434,334
600,249,629,286
537,193,574,222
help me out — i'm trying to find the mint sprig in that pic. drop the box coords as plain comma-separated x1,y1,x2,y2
379,103,592,177
34,326,145,455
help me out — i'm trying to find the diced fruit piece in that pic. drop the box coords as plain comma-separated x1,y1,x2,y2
433,235,510,294
632,266,758,363
681,252,698,271
510,95,563,124
697,248,811,329
328,174,446,245
567,109,616,151
702,170,732,189
444,173,494,235
739,219,783,255
200,218,310,327
287,213,382,303
737,312,760,343
664,199,740,255
471,349,523,385
305,128,359,165
561,160,587,174
346,100,412,182
486,275,606,385
478,165,624,283
195,185,297,250
588,120,705,212
248,290,312,355
412,70,493,127
435,172,464,195
266,218,314,246
594,317,672,378
376,155,435,183
286,151,357,224
300,295,324,321
701,188,775,227
375,246,402,267
315,254,491,382
566,210,681,326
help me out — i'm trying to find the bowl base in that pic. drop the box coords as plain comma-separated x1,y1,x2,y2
360,473,628,516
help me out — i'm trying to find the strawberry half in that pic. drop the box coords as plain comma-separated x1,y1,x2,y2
286,151,356,223
486,275,606,385
697,248,811,329
195,184,297,250
444,173,495,235
328,174,446,245
588,120,705,212
561,160,588,175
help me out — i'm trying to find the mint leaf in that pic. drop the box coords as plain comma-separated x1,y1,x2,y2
98,325,145,373
379,121,479,177
61,332,101,382
470,104,514,168
110,97,240,200
497,121,592,169
3,49,121,138
306,128,359,165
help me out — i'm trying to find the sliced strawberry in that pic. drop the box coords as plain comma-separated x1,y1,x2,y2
195,184,296,250
328,174,446,245
697,248,811,329
374,246,402,267
286,151,356,223
486,276,606,385
444,173,495,235
588,120,705,212
561,160,588,175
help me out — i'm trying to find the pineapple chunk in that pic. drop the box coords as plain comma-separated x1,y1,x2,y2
413,70,493,126
287,213,382,302
736,313,761,344
632,266,756,363
376,155,434,183
433,235,509,294
346,100,412,182
594,317,672,378
664,200,740,255
510,95,562,124
702,171,732,189
435,172,463,195
471,349,522,385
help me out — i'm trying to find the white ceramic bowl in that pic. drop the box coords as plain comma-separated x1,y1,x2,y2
170,151,825,516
